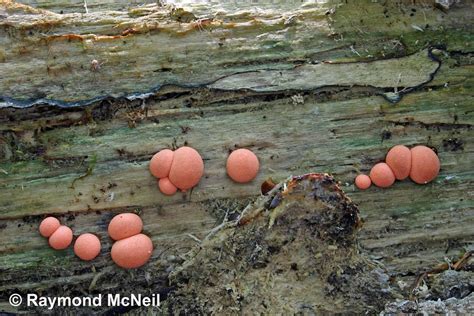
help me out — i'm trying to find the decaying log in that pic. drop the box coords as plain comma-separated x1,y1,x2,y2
0,0,473,314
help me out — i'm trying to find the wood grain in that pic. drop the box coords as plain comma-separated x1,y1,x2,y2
0,0,473,313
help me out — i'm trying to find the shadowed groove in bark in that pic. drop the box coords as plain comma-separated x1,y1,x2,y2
0,47,442,108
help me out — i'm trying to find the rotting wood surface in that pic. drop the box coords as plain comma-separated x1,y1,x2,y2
0,0,473,314
165,174,393,314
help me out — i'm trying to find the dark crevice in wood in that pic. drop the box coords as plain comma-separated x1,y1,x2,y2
0,45,443,111
386,120,473,131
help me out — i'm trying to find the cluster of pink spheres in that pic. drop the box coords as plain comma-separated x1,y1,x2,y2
150,146,260,195
355,145,440,190
37,144,441,269
38,213,152,269
36,147,261,270
108,213,153,269
39,217,100,260
149,147,204,195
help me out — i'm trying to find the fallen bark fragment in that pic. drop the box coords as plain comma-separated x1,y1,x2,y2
165,173,396,314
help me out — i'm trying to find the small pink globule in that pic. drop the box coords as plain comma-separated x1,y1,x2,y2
158,177,178,195
39,217,60,238
168,146,204,191
355,174,371,190
48,225,73,250
226,149,260,183
369,163,395,188
74,233,101,261
149,149,174,179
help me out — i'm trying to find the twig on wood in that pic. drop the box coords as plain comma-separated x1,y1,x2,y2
350,45,361,57
88,266,113,291
236,176,292,226
411,24,424,32
410,250,473,299
70,155,97,189
187,234,202,244
204,209,230,241
452,250,473,270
